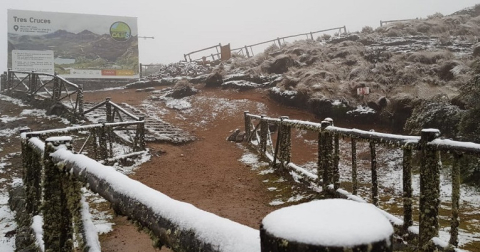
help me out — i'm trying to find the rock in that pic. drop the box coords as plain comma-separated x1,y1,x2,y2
205,72,223,87
385,93,419,133
46,103,67,116
473,42,480,57
227,129,241,141
168,81,198,99
235,132,245,142
404,97,464,138
261,54,294,74
438,61,459,81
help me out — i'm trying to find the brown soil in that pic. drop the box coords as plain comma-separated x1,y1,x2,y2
83,86,321,252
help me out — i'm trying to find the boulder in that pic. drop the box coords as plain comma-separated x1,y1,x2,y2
205,72,223,87
473,42,480,57
404,97,464,138
262,54,294,74
169,85,197,99
227,129,245,142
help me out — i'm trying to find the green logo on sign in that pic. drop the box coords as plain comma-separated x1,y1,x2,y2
110,21,131,41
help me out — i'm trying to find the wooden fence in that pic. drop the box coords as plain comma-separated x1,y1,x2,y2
380,18,418,27
21,130,260,251
1,69,84,118
231,26,347,58
183,26,347,62
244,112,480,251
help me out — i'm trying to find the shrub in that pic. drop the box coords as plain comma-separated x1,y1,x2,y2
361,26,374,34
407,51,453,64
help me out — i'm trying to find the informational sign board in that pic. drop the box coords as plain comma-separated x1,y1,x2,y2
7,9,139,78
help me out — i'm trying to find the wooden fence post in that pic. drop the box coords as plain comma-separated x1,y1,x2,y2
43,137,75,252
261,199,393,252
244,46,250,58
7,69,13,90
403,145,413,231
319,120,333,193
77,85,84,115
260,115,268,155
21,129,42,215
106,97,113,123
244,111,251,139
1,72,7,91
91,128,98,160
134,117,146,151
449,153,461,246
29,71,37,97
98,123,109,160
333,134,340,190
53,74,60,102
351,138,358,195
418,129,441,251
370,141,378,206
278,116,291,169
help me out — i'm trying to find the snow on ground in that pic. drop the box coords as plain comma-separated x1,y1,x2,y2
0,185,17,252
0,94,26,107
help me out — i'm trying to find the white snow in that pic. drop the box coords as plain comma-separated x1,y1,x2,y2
346,105,376,115
0,94,26,106
45,136,73,142
262,199,393,247
80,196,101,252
31,215,44,252
166,99,192,110
269,199,285,206
0,190,17,252
1,115,25,123
51,148,260,252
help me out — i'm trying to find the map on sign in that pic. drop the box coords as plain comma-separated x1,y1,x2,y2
7,9,139,79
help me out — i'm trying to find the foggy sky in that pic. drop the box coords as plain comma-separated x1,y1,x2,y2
1,0,479,71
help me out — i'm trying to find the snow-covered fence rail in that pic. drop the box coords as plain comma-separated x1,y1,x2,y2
244,112,480,251
22,119,146,162
21,135,260,252
2,69,84,119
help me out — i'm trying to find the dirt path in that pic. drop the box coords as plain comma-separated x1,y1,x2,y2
84,86,321,251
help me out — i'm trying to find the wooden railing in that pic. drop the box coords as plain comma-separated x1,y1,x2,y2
183,26,347,62
380,18,418,27
232,26,347,58
244,112,480,251
21,130,260,251
184,43,223,62
1,69,84,118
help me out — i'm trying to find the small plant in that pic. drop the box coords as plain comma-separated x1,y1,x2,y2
361,26,374,34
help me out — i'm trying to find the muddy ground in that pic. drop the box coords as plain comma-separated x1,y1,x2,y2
81,85,322,251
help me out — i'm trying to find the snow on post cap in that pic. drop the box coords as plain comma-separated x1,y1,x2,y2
261,199,393,247
421,128,440,134
45,136,73,142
